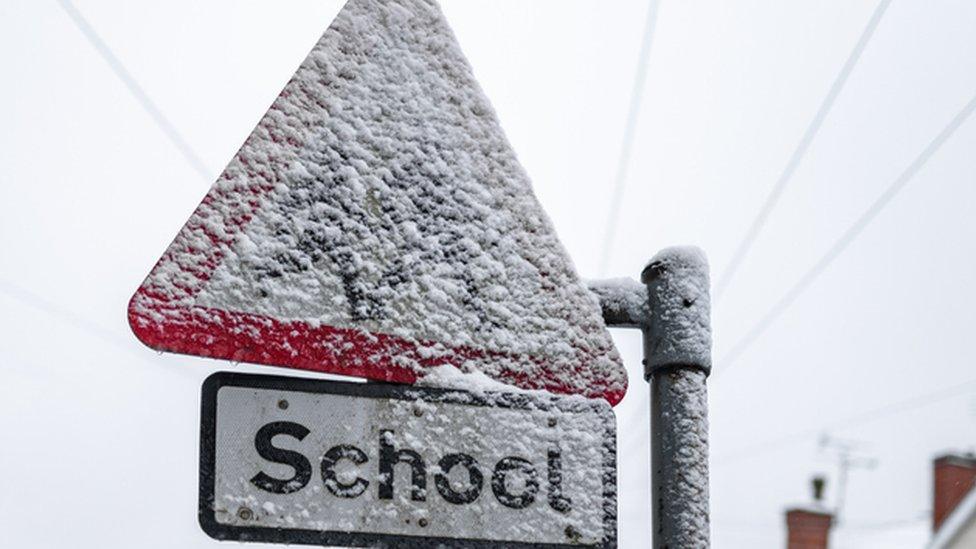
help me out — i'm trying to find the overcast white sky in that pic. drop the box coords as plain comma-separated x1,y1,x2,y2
3,1,976,547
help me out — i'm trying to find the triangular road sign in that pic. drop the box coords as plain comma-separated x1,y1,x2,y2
128,0,627,405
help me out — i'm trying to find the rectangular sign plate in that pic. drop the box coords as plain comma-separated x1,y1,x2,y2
199,372,617,548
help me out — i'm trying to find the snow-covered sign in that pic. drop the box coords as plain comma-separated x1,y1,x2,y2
200,372,617,547
128,0,626,405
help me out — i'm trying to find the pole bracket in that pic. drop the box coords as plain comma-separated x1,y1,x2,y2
588,246,712,379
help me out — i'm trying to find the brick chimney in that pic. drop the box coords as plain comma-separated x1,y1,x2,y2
785,476,833,549
786,509,833,549
933,453,976,532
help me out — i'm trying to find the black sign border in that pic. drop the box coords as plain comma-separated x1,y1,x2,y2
200,371,617,548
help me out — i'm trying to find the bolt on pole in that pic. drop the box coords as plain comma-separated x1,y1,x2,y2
588,246,712,548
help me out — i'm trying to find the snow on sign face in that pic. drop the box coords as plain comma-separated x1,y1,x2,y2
199,373,618,548
128,0,627,405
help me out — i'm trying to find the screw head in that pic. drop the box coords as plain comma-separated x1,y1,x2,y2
278,399,289,410
413,407,423,417
548,417,558,428
418,518,429,528
237,507,254,521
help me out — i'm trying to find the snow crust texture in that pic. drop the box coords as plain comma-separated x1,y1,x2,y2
211,378,617,546
128,0,626,403
641,246,711,377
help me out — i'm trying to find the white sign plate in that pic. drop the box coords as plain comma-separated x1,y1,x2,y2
200,373,617,548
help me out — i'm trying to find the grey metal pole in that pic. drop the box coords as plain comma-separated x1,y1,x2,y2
588,246,712,548
648,367,709,547
643,248,711,548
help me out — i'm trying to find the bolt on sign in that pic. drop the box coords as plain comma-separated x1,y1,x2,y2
127,0,627,405
200,373,617,547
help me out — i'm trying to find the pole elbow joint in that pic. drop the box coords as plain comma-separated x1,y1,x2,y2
641,246,712,380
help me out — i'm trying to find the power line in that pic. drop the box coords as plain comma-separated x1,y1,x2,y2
715,90,976,374
598,0,661,275
55,0,212,182
713,0,892,300
713,374,976,467
0,278,119,347
0,277,196,380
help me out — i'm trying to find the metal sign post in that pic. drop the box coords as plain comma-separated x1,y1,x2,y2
589,247,712,548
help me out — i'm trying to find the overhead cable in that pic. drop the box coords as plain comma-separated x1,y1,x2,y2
598,0,661,275
714,0,893,299
56,0,212,182
714,374,976,466
716,91,976,374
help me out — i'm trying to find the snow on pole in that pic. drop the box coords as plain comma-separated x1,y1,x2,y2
585,278,651,329
642,246,711,548
648,367,710,548
641,246,712,379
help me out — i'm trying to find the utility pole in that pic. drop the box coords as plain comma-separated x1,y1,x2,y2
589,247,713,548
